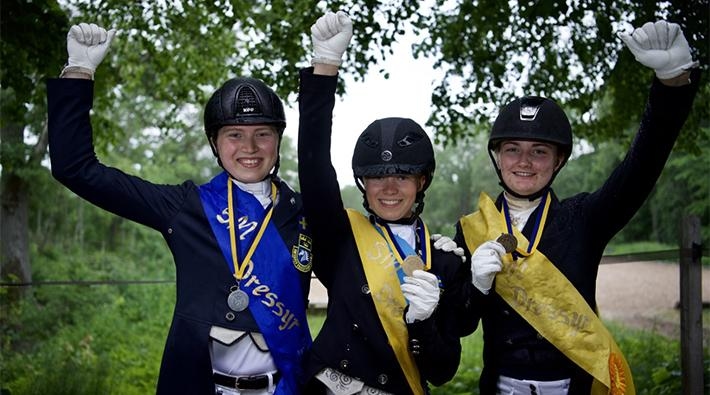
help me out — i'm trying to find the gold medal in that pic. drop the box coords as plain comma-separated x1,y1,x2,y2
402,255,425,277
496,233,518,254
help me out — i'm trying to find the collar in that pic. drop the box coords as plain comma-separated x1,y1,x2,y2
503,191,542,230
234,179,273,209
386,222,417,249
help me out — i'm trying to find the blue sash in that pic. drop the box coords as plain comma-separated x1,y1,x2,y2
375,228,413,286
374,220,431,287
199,172,311,394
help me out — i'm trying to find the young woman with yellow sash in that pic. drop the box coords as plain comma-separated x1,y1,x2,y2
451,20,700,394
297,12,471,395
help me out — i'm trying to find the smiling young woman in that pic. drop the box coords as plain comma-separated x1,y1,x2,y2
214,125,279,183
363,175,426,222
451,20,700,395
297,11,472,394
495,140,563,197
49,24,314,394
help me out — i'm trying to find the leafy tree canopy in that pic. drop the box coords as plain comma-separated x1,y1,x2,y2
411,0,708,151
33,0,423,151
3,0,706,152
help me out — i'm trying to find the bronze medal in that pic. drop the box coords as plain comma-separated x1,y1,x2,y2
227,288,249,312
402,255,425,277
496,233,518,254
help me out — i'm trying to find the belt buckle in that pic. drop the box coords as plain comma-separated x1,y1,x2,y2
235,373,268,390
233,375,243,390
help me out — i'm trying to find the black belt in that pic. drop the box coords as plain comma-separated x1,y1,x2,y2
213,371,281,390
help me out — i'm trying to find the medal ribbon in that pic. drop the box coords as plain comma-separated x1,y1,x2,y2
501,190,551,259
460,192,635,395
375,219,432,274
227,178,276,282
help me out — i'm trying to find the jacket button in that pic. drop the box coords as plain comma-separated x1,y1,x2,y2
339,360,349,370
352,324,360,332
377,374,388,385
167,228,173,234
536,333,544,340
361,284,370,294
409,339,421,355
345,344,351,351
502,309,510,315
225,312,235,321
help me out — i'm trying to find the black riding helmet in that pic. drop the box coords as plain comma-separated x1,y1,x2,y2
488,96,573,200
352,117,436,222
204,77,286,177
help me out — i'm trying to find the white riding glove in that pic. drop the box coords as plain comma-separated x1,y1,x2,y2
431,233,466,263
65,23,116,77
310,11,353,66
618,20,698,79
470,240,506,295
402,270,440,323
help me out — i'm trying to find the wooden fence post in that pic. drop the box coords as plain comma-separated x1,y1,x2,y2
680,215,703,395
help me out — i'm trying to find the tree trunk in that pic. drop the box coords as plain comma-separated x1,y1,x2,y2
1,120,48,300
1,123,32,300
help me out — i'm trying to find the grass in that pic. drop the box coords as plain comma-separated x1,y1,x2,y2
604,240,709,266
604,241,675,255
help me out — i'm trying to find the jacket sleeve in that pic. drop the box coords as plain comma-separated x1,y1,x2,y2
297,68,353,285
47,78,189,231
583,69,701,242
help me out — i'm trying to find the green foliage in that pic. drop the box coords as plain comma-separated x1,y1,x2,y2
412,0,709,152
604,240,676,256
1,0,68,124
552,128,710,247
424,133,500,236
53,0,424,150
1,242,174,394
606,322,710,395
3,144,176,394
4,351,112,395
277,135,299,188
648,123,710,243
430,331,484,394
307,309,327,338
341,184,366,213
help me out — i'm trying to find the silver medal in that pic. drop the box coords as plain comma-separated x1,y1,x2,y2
227,289,249,312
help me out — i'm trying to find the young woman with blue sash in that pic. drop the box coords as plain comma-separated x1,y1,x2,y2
48,22,314,394
297,12,471,395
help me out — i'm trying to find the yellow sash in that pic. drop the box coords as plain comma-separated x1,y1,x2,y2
460,193,635,395
346,209,424,395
